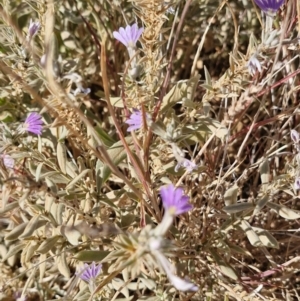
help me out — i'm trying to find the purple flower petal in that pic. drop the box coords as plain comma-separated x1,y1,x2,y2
175,159,197,173
253,0,285,14
160,184,193,216
77,262,102,283
1,154,14,169
113,23,143,48
291,130,299,144
24,112,43,135
125,109,150,132
28,19,41,39
294,177,300,190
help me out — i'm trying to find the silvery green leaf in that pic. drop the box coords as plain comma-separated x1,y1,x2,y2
239,220,263,247
5,222,28,241
42,171,69,183
96,158,103,192
111,278,129,298
35,162,44,182
224,185,238,206
36,235,61,254
19,216,47,239
57,252,70,278
45,177,58,194
0,201,19,214
223,202,253,214
2,242,26,261
204,65,212,86
25,241,39,262
266,202,300,220
60,225,81,246
209,249,238,280
57,142,67,174
39,253,47,280
100,137,133,184
65,169,91,190
252,227,279,249
253,195,269,216
161,75,200,113
259,160,269,186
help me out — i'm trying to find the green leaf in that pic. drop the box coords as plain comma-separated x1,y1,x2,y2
74,250,110,262
0,111,13,122
94,122,116,147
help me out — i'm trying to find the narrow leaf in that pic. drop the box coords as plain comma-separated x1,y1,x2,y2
224,185,238,206
75,250,110,262
57,142,67,174
223,202,253,214
266,202,300,220
65,169,91,190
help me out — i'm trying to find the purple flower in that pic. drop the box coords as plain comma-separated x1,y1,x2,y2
247,55,262,76
14,292,27,301
125,109,150,132
113,23,144,48
27,19,41,40
294,177,300,190
24,112,43,135
291,129,300,144
175,159,197,173
77,262,102,282
1,154,14,169
160,184,192,216
253,0,285,14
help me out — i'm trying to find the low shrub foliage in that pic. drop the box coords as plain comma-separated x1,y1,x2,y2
0,0,299,300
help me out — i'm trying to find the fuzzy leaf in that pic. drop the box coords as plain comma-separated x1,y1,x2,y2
224,185,238,206
57,142,67,174
57,252,70,278
239,220,263,247
19,217,48,239
5,223,28,241
266,202,300,220
223,202,253,214
209,249,238,280
36,235,61,254
259,160,270,186
65,169,91,190
100,138,133,184
161,75,200,113
252,227,279,249
253,195,269,216
2,242,26,261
